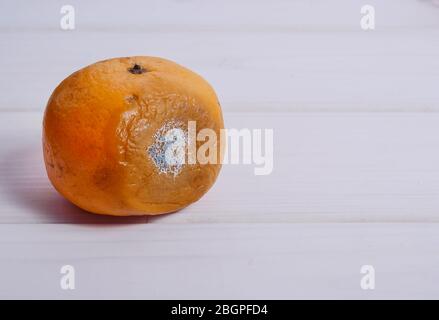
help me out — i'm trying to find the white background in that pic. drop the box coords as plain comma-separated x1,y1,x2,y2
0,0,439,299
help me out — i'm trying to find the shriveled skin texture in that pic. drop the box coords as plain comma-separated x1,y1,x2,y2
43,56,224,216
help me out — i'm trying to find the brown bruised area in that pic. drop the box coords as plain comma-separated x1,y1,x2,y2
43,56,224,216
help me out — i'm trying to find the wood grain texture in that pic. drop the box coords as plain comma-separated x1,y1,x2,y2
0,223,438,299
1,111,439,224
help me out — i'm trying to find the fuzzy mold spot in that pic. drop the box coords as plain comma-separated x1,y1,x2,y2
147,121,187,177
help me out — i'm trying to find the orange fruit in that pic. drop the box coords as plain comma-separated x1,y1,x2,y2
43,56,224,216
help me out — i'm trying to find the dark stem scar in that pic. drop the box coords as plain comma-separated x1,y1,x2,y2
128,64,147,74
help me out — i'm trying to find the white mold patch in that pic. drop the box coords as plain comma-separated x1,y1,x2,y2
147,121,187,177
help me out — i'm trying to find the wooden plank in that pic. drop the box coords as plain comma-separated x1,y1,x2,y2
1,111,439,224
2,0,438,31
0,223,438,299
1,30,438,112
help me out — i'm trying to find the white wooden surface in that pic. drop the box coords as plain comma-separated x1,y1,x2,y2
1,0,439,299
1,223,439,299
3,111,439,224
